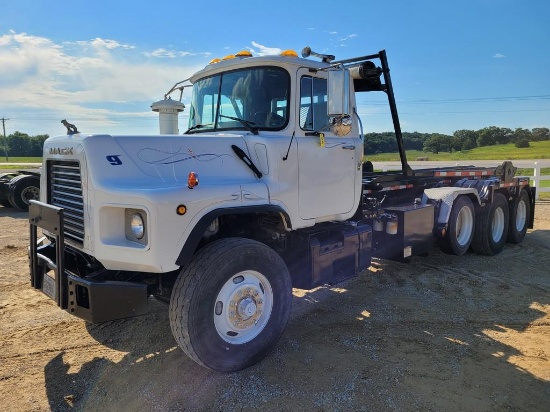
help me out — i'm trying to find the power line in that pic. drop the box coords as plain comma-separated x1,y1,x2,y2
401,96,550,105
359,94,550,105
362,108,550,116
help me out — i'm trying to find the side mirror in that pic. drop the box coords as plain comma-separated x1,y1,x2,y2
327,68,350,117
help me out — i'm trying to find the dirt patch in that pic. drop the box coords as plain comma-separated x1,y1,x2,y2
1,204,549,411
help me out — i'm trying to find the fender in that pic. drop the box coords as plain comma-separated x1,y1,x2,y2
423,187,481,226
175,205,291,267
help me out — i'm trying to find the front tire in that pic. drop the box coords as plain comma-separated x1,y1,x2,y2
169,238,292,372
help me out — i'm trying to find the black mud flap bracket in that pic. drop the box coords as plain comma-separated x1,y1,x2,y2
29,200,149,323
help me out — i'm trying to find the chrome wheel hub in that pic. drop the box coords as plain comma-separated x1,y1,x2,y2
214,270,273,344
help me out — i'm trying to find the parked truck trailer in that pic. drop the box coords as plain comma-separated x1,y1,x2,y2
0,170,40,210
29,47,535,372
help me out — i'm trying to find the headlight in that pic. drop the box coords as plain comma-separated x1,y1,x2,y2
130,213,145,239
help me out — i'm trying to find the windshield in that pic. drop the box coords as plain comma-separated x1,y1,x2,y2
187,66,290,133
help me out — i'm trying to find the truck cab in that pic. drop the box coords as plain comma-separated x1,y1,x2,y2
184,52,363,225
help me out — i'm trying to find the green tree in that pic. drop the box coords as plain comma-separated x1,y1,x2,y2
423,133,451,154
453,129,478,151
494,127,513,144
513,128,532,143
515,138,530,148
29,134,49,156
531,127,549,141
8,131,31,157
476,126,511,146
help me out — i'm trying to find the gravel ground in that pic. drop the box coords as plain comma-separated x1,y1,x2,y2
0,202,549,411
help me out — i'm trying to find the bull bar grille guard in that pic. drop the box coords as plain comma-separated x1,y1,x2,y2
28,200,149,323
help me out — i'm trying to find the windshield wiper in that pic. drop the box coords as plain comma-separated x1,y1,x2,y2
219,115,259,135
184,123,212,134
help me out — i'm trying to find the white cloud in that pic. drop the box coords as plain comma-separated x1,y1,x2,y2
90,38,135,50
148,48,177,58
0,31,205,136
249,41,282,56
338,34,358,42
67,38,135,50
143,48,210,59
493,53,506,58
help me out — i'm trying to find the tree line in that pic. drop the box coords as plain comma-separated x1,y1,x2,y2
0,131,49,158
364,126,550,155
0,126,549,158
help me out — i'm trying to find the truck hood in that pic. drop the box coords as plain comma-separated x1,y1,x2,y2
45,133,262,189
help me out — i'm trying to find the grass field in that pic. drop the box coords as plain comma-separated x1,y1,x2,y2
366,140,550,162
3,141,550,164
365,141,550,199
0,157,42,163
1,148,549,198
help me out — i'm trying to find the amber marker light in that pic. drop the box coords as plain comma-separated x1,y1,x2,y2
280,49,298,57
209,58,221,64
188,171,199,189
176,205,187,215
236,50,252,57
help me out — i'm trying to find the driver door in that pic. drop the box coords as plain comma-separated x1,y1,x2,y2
296,69,359,220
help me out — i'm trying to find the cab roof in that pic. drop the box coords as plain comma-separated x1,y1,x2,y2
190,54,331,83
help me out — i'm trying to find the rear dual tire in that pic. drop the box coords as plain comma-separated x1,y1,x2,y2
6,175,40,211
507,189,530,244
440,195,475,256
471,192,509,255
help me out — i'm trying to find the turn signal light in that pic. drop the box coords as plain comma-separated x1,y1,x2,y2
188,172,199,189
176,204,187,215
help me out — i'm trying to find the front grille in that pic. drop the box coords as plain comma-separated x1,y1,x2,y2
48,160,85,245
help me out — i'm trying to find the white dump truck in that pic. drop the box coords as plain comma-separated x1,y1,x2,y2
29,47,535,372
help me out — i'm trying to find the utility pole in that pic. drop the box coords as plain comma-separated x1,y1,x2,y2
1,117,9,162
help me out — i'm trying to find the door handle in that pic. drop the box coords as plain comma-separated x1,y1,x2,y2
342,145,355,150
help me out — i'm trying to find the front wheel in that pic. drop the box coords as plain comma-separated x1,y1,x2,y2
169,238,292,372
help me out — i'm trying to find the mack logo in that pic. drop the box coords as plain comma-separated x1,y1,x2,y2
49,147,74,155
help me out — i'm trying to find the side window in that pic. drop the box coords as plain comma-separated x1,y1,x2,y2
299,76,329,131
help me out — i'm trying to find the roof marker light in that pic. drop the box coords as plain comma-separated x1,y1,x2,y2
236,50,253,57
209,58,221,64
280,49,298,58
221,54,236,60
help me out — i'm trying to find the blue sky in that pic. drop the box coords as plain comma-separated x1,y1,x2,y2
1,0,549,138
